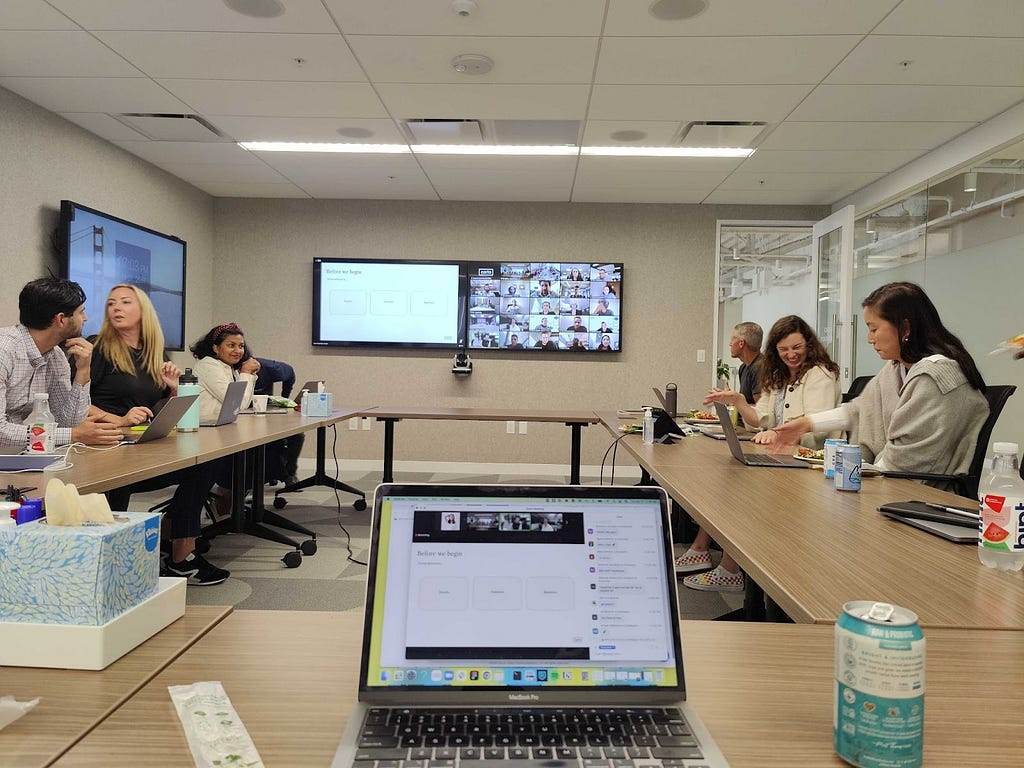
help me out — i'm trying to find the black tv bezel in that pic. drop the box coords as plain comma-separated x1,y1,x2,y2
57,200,188,351
311,257,468,350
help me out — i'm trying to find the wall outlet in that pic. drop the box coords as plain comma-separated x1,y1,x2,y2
506,421,516,434
518,421,528,434
361,417,372,430
348,417,359,431
696,349,706,363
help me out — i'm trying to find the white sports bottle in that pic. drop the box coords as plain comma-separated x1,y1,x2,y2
26,393,56,453
642,407,654,445
978,441,1024,571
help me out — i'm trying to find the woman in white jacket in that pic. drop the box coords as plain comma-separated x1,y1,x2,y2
189,323,260,424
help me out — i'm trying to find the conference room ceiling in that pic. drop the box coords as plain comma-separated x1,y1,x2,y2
1,0,1022,205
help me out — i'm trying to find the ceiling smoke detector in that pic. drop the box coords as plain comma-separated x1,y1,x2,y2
222,0,284,18
451,53,493,75
649,0,709,21
451,0,478,17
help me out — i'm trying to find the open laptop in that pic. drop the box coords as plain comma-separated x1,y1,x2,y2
712,402,807,468
121,393,198,444
199,380,248,427
331,483,730,768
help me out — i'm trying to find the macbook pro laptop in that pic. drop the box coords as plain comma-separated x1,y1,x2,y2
712,402,807,468
331,483,730,768
878,500,978,544
121,393,198,444
200,380,248,427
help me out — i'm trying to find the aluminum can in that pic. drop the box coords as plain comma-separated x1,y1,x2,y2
824,438,848,479
835,444,862,492
835,601,925,768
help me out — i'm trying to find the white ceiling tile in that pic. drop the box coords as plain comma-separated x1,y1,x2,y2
0,76,191,113
790,84,1024,122
155,162,292,184
588,85,813,122
417,155,576,201
571,184,709,204
60,112,152,142
0,0,79,29
596,36,860,85
260,152,439,200
579,156,744,178
323,0,606,36
348,36,599,84
95,31,366,81
604,0,899,35
46,0,337,32
376,84,591,121
758,121,976,151
703,189,839,205
208,116,404,143
739,149,922,173
874,0,1024,37
188,181,312,198
158,80,389,118
114,140,264,165
0,31,141,76
828,36,1024,87
582,121,684,146
718,171,886,193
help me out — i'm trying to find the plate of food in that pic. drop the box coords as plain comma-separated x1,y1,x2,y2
793,447,825,464
681,409,719,425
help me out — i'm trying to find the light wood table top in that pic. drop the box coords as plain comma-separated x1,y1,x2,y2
1,605,231,768
599,417,1024,629
51,611,1024,768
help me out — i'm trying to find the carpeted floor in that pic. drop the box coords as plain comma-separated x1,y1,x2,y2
127,465,743,620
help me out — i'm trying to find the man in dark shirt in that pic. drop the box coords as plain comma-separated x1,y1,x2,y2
534,330,557,350
730,322,764,404
255,357,304,484
567,316,587,333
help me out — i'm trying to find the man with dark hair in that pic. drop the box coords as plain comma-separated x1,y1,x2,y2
731,321,764,404
255,356,305,485
0,277,121,449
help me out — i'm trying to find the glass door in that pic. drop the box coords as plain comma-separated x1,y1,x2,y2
812,205,855,391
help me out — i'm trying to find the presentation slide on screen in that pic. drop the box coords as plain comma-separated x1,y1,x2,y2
317,262,461,345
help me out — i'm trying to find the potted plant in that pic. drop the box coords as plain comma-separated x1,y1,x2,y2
716,359,732,389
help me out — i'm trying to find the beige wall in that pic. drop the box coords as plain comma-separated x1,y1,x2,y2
0,87,215,346
213,198,826,465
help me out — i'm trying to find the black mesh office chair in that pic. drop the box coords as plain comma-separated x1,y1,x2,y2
841,375,873,403
880,384,1016,500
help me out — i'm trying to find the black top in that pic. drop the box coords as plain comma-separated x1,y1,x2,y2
89,341,169,417
738,354,764,405
255,357,296,397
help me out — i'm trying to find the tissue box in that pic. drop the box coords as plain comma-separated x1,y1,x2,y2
305,391,334,417
0,512,161,626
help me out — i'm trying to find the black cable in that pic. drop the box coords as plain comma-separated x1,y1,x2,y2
330,423,367,566
599,432,631,486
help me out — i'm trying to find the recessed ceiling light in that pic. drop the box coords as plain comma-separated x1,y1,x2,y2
582,146,753,158
610,130,648,142
239,142,754,158
648,0,709,21
337,127,374,139
451,53,493,75
222,0,284,18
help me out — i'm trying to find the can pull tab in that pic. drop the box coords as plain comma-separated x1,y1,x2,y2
866,602,896,622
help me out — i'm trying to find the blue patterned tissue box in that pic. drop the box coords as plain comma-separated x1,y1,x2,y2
0,512,161,626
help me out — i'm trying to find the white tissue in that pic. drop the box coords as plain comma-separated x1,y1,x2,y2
0,696,40,731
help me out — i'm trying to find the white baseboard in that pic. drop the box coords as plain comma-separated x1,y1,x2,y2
294,458,641,480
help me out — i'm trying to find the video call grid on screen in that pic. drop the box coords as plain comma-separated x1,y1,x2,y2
364,492,679,689
467,262,622,352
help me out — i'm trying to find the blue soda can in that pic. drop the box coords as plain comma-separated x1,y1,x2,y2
835,444,862,492
835,601,925,768
824,438,848,479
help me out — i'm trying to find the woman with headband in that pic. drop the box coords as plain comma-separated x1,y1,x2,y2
189,322,260,425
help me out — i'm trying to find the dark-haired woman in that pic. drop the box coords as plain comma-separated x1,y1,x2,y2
190,323,258,424
770,282,987,480
678,315,841,593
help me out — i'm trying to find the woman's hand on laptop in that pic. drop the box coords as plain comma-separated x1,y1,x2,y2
71,414,124,446
119,406,154,427
759,417,811,450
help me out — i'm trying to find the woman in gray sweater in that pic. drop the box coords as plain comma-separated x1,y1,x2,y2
770,282,988,485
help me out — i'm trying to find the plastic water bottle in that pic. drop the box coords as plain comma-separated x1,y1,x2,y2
26,393,56,453
978,442,1024,571
642,407,654,445
176,368,201,432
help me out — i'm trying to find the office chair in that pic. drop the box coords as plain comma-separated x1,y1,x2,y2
880,384,1016,500
841,375,873,403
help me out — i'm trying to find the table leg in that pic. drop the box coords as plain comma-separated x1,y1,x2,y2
568,422,583,484
380,418,397,483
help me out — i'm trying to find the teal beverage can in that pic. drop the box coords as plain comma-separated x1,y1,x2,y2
835,601,925,768
824,438,848,479
835,444,862,491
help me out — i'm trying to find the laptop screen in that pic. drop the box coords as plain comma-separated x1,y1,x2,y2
360,485,683,694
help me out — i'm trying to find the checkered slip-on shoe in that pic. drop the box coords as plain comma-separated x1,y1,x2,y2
682,565,744,593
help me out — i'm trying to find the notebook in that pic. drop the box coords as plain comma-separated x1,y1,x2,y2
878,501,979,544
120,394,198,444
331,483,730,768
199,380,248,427
712,402,807,468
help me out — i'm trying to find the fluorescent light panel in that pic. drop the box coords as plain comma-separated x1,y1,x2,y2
239,141,753,158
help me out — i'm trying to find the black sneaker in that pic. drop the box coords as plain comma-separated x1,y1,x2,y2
164,552,230,586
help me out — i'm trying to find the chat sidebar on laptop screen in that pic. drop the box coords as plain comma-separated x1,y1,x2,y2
363,489,681,690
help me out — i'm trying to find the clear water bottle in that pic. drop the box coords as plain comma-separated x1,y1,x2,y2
176,368,200,432
642,407,654,445
26,393,56,453
978,442,1024,571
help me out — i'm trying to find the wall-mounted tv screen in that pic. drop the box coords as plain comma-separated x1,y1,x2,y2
58,201,187,350
467,262,622,352
312,258,467,348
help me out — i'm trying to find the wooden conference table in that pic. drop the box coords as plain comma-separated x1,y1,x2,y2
48,609,1024,768
369,407,600,484
0,605,230,768
599,413,1024,630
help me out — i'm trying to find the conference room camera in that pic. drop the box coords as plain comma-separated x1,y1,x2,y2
452,352,473,376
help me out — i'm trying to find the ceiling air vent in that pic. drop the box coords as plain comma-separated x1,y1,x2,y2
115,113,229,142
404,119,485,145
677,121,767,148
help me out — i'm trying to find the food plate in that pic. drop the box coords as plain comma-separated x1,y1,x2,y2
793,453,824,465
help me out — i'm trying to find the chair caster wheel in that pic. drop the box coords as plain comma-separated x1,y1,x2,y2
273,496,287,509
354,498,367,512
300,539,317,556
282,551,302,568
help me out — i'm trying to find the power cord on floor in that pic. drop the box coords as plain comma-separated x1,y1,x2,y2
599,433,631,486
330,423,367,566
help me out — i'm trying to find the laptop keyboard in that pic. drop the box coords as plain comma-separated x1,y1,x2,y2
354,707,708,767
750,454,786,465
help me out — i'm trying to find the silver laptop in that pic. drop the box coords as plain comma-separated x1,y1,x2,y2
199,380,248,427
712,402,807,468
331,483,731,768
121,393,198,444
0,453,64,471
